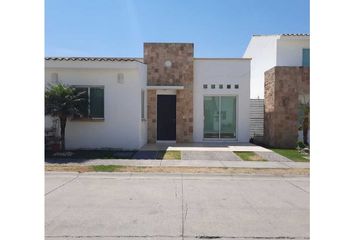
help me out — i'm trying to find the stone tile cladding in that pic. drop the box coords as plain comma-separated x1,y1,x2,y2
144,43,194,143
264,67,309,148
147,90,157,143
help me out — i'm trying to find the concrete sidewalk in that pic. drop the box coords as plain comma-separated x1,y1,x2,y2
45,159,309,169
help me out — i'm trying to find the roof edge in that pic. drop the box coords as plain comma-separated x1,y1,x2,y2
45,57,144,64
194,57,251,60
252,33,309,37
143,42,194,45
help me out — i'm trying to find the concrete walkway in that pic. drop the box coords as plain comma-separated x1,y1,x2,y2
45,159,309,169
135,142,294,162
141,142,272,152
182,151,242,161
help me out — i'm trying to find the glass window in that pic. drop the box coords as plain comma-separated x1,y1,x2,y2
73,86,104,119
203,96,236,139
211,84,215,89
219,84,223,89
141,90,145,119
227,84,231,89
90,88,104,118
234,84,239,89
74,87,89,118
203,84,208,89
203,96,220,138
302,48,310,67
220,96,236,138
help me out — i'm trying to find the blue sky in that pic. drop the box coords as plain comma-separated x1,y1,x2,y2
45,0,309,58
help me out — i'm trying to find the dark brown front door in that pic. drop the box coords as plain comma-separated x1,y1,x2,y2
157,95,176,140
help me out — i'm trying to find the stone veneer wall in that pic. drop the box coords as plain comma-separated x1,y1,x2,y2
264,67,310,148
147,90,157,143
144,43,194,143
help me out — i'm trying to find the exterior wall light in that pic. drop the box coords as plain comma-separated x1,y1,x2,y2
164,60,172,68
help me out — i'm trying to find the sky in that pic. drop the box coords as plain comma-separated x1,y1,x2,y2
45,0,309,58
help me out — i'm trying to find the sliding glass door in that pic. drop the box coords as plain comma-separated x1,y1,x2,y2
204,96,236,139
204,96,220,138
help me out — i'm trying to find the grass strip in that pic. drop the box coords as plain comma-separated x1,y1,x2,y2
271,149,309,162
92,165,124,172
157,150,181,160
234,151,267,161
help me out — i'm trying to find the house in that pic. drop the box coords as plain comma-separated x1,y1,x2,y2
45,43,251,150
243,34,310,148
243,34,309,99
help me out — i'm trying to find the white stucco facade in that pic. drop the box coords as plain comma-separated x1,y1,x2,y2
45,60,147,150
243,34,309,99
193,59,250,142
45,53,251,149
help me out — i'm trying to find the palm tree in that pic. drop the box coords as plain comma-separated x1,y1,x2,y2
45,83,85,151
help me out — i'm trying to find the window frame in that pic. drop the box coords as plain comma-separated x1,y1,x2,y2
141,90,146,120
72,85,105,120
302,48,310,67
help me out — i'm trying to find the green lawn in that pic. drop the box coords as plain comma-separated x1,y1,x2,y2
92,165,124,172
157,151,181,160
234,151,267,161
271,149,309,162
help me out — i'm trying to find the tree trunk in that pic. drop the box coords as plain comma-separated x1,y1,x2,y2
59,116,67,151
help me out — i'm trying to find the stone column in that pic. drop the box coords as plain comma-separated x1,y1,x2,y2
264,67,309,148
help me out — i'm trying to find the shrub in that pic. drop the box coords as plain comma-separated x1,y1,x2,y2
297,141,306,149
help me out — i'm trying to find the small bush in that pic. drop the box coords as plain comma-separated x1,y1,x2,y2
297,141,306,149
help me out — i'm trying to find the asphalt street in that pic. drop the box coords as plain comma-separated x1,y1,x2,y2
45,172,309,240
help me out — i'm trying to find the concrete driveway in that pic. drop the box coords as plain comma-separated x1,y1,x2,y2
182,151,242,161
45,172,309,240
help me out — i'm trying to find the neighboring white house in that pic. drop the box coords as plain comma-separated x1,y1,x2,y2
45,43,251,150
243,34,310,99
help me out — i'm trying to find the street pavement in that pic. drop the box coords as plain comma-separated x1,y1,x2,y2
45,172,309,240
